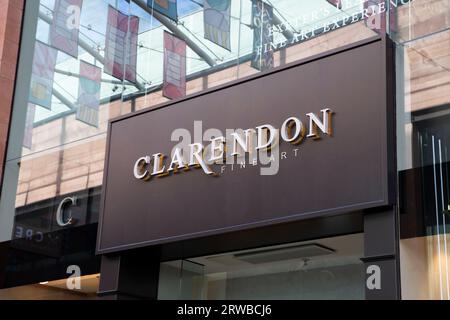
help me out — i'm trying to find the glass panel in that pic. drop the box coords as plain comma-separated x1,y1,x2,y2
1,0,389,241
0,0,399,286
396,0,450,300
158,234,365,300
158,260,183,300
16,0,131,158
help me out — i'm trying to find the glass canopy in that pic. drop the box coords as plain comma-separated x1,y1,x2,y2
34,0,368,124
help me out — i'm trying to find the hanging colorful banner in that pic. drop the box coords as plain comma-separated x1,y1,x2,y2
251,0,274,71
104,6,139,84
163,31,186,100
148,0,178,22
76,61,102,127
49,0,83,58
29,41,58,110
204,0,232,51
125,15,139,84
23,104,36,150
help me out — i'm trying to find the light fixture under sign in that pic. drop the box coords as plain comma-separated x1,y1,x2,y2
234,243,335,264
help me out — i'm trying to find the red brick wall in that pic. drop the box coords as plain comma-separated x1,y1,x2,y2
0,0,24,182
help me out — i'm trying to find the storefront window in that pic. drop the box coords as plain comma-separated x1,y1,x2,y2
158,234,365,300
395,0,450,300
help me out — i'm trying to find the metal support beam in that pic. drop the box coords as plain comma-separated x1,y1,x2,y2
54,68,131,86
132,0,217,67
263,0,297,42
38,10,147,92
52,88,77,110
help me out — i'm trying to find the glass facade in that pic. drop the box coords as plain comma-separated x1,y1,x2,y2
0,0,380,243
394,0,450,300
0,0,448,300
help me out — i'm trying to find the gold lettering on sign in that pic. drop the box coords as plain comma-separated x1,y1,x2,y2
133,109,334,181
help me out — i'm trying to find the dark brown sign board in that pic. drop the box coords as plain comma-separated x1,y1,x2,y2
97,36,395,254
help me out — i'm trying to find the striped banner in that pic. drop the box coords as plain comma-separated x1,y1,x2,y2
163,31,186,100
49,0,83,58
204,0,231,51
126,15,139,84
76,61,102,127
29,41,58,110
104,6,140,83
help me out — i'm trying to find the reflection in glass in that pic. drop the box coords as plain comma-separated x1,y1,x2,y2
0,0,399,289
396,0,450,300
158,234,365,300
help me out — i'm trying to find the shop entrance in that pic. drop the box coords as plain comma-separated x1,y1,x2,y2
158,233,364,300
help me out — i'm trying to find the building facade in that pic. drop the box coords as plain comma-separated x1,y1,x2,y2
0,0,448,300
